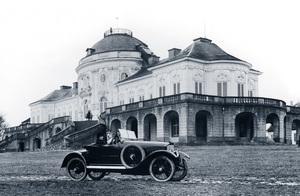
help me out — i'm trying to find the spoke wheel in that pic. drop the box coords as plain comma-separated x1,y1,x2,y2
121,144,145,168
88,170,106,181
149,156,175,182
171,158,188,181
66,158,87,181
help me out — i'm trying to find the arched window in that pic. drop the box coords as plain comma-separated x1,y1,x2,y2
100,97,108,113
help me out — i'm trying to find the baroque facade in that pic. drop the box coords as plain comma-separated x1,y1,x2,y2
28,28,300,144
30,28,260,123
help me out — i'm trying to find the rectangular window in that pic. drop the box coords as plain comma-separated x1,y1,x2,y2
129,98,134,103
159,87,162,97
173,83,180,94
248,91,253,97
217,83,222,96
217,82,227,96
159,86,166,97
238,84,244,97
223,82,227,96
149,94,152,99
171,119,179,137
195,82,202,94
120,100,124,105
173,83,176,94
139,96,144,101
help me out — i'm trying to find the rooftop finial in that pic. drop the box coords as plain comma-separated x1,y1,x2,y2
204,20,206,38
116,17,119,28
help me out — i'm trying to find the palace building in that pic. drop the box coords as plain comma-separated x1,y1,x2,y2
3,28,300,152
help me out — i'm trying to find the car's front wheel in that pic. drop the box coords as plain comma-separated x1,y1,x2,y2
66,158,87,181
88,170,106,181
171,158,188,181
149,156,175,182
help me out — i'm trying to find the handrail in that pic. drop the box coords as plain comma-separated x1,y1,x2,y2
27,116,71,137
65,123,101,144
46,125,75,144
107,93,287,113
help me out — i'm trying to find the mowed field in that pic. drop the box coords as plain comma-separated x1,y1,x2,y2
1,145,300,196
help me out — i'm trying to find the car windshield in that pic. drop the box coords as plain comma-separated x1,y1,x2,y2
118,129,137,140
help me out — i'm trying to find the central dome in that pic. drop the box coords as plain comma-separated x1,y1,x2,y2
90,28,148,54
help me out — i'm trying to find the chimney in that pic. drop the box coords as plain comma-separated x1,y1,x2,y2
73,82,78,89
60,85,71,90
168,48,181,58
148,55,160,65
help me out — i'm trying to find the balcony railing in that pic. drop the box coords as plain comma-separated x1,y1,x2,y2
104,28,133,37
107,93,288,114
287,106,300,113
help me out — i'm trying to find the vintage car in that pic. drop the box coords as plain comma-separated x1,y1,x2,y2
61,129,190,182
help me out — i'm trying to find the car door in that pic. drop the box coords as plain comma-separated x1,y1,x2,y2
88,143,123,165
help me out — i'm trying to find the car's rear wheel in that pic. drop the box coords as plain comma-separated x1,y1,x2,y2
149,156,175,182
171,158,188,181
88,170,106,181
121,144,145,168
66,158,87,181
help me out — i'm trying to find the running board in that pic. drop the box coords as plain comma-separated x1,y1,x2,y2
87,165,126,170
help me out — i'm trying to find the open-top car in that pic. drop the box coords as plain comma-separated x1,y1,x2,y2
61,129,190,182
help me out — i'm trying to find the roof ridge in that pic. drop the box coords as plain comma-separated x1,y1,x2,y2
187,42,195,57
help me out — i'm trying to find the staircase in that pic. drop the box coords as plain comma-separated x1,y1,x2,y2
64,123,106,149
0,117,101,152
44,120,99,150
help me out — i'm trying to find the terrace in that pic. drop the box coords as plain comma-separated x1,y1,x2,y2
107,93,289,114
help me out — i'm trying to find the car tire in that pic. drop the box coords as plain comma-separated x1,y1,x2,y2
66,158,87,181
149,156,175,182
88,170,106,181
171,158,188,181
120,144,145,168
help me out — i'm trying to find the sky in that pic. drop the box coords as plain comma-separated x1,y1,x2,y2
0,0,299,127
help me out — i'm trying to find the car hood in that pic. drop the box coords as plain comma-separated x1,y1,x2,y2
123,140,170,147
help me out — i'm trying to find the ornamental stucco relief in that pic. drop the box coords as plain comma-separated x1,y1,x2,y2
193,70,204,81
236,71,246,83
158,76,166,85
91,69,99,74
128,90,135,98
171,73,181,82
138,87,145,95
214,70,230,82
248,79,255,90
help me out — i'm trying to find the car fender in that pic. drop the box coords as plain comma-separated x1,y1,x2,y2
61,151,87,168
178,151,190,159
145,150,180,163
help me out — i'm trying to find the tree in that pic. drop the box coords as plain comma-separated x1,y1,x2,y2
0,113,7,140
0,113,7,130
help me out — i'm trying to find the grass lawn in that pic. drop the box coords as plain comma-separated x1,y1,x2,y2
0,145,300,195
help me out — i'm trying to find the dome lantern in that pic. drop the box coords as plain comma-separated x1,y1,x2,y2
103,28,133,37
